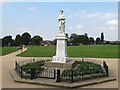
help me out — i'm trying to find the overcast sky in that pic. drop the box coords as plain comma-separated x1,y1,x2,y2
1,2,118,41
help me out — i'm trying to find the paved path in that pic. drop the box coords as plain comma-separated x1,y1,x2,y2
1,49,55,88
0,49,119,88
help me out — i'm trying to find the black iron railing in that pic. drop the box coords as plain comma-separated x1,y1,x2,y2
15,61,23,78
61,61,109,83
15,61,56,80
15,60,109,83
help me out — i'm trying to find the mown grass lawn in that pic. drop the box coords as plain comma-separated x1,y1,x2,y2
0,47,17,56
18,45,118,58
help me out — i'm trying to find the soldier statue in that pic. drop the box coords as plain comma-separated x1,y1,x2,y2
58,10,65,33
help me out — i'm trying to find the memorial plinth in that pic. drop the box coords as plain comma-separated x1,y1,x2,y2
44,60,77,70
52,33,69,63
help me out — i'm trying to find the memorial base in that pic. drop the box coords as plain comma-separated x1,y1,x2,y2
44,60,77,70
52,56,69,63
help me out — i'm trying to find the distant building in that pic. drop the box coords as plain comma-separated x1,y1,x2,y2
41,40,53,46
109,41,120,45
41,40,57,46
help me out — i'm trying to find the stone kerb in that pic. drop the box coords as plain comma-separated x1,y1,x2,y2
83,58,103,65
17,57,103,67
17,59,33,66
69,58,103,65
17,58,51,66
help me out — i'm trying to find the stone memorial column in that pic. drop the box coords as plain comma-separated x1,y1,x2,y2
52,10,69,63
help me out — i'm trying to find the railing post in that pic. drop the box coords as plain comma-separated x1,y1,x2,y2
103,61,109,77
15,61,17,70
30,68,36,80
54,69,56,79
20,67,23,78
56,69,61,82
71,69,73,83
103,61,105,68
106,66,109,77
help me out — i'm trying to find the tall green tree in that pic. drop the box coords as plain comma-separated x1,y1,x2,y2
89,37,94,44
70,33,79,45
14,34,22,46
21,32,31,45
83,33,89,45
96,37,101,44
32,35,43,45
2,35,14,46
65,33,69,38
101,32,104,44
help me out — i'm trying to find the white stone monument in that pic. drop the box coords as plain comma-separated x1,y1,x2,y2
52,10,69,63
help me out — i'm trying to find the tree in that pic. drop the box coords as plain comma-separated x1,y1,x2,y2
65,33,69,38
65,33,70,45
51,39,57,45
83,33,89,45
2,35,14,46
101,32,104,44
96,37,101,44
32,35,43,45
14,34,22,46
70,33,79,45
69,33,92,45
21,32,31,45
89,37,94,44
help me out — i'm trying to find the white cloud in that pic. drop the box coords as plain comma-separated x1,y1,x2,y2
28,6,36,11
75,25,83,30
106,19,118,26
67,11,117,21
17,27,29,31
69,26,73,30
0,0,5,4
86,26,118,41
0,0,4,3
88,19,118,41
67,21,118,41
86,12,102,18
66,11,118,41
87,12,117,20
68,24,83,31
67,24,85,35
67,10,86,19
106,19,118,30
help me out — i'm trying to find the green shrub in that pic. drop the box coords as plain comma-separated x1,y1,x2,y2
22,61,45,74
61,61,104,77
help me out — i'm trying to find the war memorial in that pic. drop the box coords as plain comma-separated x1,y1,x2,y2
10,10,117,88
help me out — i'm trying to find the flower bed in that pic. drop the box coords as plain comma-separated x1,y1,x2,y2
22,60,45,75
61,61,104,77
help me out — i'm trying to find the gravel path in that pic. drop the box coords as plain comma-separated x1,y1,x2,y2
0,49,119,88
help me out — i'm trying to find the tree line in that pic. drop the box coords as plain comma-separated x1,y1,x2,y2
2,32,43,47
68,32,104,46
2,32,106,47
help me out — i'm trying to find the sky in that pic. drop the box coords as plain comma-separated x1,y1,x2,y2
1,2,118,41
